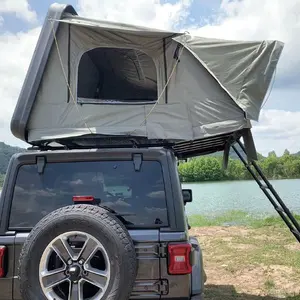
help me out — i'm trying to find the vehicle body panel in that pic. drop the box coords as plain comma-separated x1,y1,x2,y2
0,148,204,300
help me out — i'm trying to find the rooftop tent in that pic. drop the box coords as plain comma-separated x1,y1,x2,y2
11,3,284,157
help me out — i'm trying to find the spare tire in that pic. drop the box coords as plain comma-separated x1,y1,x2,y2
18,204,137,300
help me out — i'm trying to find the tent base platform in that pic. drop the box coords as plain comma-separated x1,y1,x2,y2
27,130,245,159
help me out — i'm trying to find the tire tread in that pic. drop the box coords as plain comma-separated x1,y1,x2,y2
18,204,137,300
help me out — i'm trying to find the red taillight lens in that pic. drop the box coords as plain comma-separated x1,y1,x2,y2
72,196,95,203
0,246,6,278
168,243,192,275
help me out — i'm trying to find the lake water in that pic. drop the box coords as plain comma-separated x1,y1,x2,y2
183,179,300,217
1,179,299,217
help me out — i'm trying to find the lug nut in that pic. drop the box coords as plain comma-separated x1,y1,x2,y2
68,259,72,265
79,259,84,265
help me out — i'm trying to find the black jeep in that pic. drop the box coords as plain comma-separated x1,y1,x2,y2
0,147,206,299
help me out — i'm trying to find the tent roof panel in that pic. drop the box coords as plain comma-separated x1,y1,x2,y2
59,14,179,36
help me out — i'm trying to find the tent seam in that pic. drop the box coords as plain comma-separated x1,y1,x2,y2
50,20,93,135
128,36,187,136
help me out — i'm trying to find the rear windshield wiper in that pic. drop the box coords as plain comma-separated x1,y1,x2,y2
99,205,135,225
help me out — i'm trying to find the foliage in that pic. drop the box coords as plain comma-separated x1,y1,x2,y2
0,174,5,187
0,142,25,185
178,149,300,182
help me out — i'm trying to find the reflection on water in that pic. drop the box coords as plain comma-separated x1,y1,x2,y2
183,179,300,217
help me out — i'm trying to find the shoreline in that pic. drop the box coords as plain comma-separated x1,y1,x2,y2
188,210,300,228
182,178,300,184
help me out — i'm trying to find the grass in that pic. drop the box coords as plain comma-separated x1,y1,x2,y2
264,279,276,291
188,210,300,299
189,210,300,228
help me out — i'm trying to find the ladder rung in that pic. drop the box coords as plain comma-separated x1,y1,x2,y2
275,207,284,213
260,184,269,190
235,142,300,244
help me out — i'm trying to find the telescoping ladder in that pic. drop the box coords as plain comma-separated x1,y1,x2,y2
232,140,300,243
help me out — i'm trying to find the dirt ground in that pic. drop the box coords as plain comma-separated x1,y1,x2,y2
189,226,300,299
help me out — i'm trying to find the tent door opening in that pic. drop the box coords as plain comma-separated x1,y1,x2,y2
77,47,158,105
232,140,300,243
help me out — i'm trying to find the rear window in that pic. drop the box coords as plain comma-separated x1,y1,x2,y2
9,160,168,229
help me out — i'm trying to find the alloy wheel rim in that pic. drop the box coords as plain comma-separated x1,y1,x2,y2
39,231,111,300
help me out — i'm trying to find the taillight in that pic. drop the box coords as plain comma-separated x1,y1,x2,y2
0,246,6,278
72,196,95,203
168,243,192,275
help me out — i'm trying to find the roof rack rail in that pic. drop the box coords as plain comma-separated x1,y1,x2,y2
27,136,175,152
26,130,245,160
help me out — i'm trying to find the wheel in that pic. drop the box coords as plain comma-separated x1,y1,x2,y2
18,204,137,300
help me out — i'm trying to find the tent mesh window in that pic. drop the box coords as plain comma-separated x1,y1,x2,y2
77,47,158,104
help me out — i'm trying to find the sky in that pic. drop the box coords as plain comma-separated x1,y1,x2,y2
0,0,299,156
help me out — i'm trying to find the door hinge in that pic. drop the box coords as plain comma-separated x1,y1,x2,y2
159,280,169,295
158,243,167,258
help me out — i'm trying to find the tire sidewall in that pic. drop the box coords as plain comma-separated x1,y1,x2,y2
19,207,136,300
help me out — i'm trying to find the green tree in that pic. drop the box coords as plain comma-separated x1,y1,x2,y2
178,150,300,183
0,142,25,174
0,174,5,187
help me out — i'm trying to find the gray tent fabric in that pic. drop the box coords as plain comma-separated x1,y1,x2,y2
58,14,176,34
175,35,283,120
11,4,284,145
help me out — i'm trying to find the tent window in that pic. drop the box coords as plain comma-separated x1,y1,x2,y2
77,47,158,103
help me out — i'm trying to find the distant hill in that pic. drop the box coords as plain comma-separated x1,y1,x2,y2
0,142,26,174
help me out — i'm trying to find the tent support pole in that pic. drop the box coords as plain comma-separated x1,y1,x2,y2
67,23,71,103
163,38,168,103
232,139,300,243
